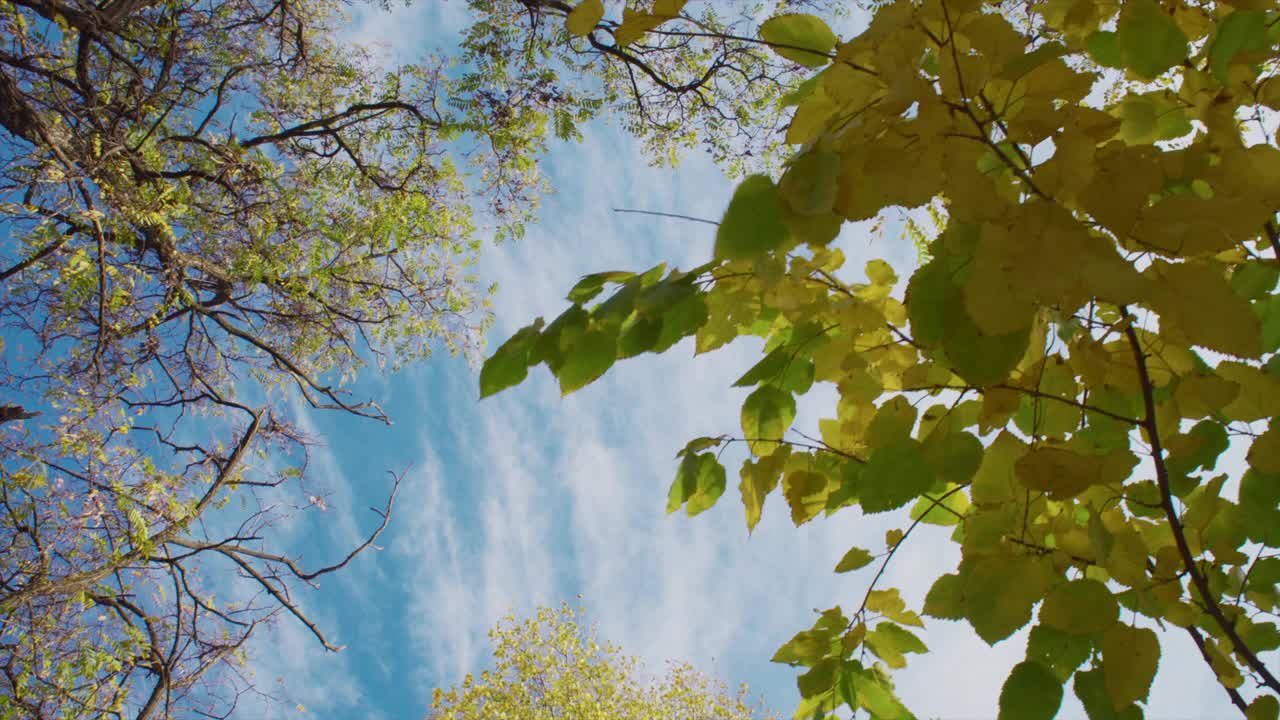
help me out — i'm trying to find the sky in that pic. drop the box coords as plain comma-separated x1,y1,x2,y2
220,2,1250,719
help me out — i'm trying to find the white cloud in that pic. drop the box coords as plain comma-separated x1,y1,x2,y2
385,116,1251,720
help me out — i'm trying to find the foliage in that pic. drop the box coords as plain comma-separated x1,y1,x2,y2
0,0,567,715
454,0,851,176
427,604,776,720
484,0,1280,717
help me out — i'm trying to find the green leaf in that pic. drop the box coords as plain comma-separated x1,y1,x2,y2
1074,668,1144,720
1210,11,1268,83
759,14,837,68
1102,624,1159,710
734,346,813,391
865,622,927,669
834,546,874,572
652,291,709,352
781,150,840,216
668,452,727,516
998,661,1063,720
567,271,635,303
907,258,1029,387
836,662,858,710
617,314,663,357
797,659,838,698
1086,31,1124,68
963,555,1050,644
771,629,833,664
566,0,604,37
859,439,934,513
922,429,983,487
1257,294,1280,354
1231,262,1278,301
1026,624,1092,683
1248,695,1280,720
479,319,544,398
741,385,797,455
1239,469,1280,545
1039,579,1119,635
853,668,912,720
923,573,965,620
1116,0,1189,79
715,175,789,261
556,324,618,395
909,486,970,526
533,305,589,372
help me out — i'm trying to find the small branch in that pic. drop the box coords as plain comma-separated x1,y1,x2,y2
1122,307,1280,698
612,208,719,226
1183,622,1249,714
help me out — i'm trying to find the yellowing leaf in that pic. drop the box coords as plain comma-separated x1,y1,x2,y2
653,0,688,16
1143,261,1262,359
740,445,791,532
1219,361,1280,422
1015,446,1101,499
1039,579,1119,634
614,7,667,47
780,150,839,216
835,546,874,572
668,452,727,516
1102,624,1159,710
1249,423,1280,474
783,470,831,525
565,0,604,37
972,432,1027,505
759,14,837,68
865,622,927,669
741,385,796,456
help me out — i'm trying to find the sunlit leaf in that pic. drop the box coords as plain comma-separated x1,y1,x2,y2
759,14,837,68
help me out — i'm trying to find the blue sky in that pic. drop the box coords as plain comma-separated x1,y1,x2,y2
219,3,1246,719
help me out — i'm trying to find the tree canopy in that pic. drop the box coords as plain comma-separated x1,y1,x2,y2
428,604,776,720
483,1,1280,718
0,0,565,715
0,0,849,715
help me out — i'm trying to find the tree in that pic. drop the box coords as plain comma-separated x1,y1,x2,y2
455,0,847,175
0,0,565,716
427,603,776,720
483,1,1280,718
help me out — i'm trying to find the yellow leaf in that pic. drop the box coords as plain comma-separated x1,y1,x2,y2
1015,446,1101,499
1218,362,1280,422
971,432,1027,505
614,8,665,47
652,0,687,16
740,446,791,532
865,259,896,286
1143,260,1261,358
783,470,832,525
565,0,604,37
1174,373,1241,418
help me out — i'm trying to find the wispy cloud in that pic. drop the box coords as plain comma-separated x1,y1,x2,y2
230,6,1257,718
